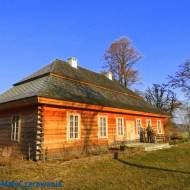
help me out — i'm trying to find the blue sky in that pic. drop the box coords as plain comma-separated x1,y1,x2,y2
0,0,190,96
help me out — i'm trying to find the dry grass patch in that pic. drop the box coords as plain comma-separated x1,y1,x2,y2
0,143,190,190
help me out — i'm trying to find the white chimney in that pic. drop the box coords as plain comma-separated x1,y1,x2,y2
67,57,78,69
105,71,113,80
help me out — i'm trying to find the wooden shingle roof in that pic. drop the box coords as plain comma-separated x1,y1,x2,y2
0,59,166,115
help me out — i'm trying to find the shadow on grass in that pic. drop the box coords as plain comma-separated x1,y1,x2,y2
117,159,190,175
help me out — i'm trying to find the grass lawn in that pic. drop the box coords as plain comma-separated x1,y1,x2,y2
1,143,190,190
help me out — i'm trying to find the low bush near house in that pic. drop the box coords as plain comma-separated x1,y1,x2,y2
169,138,189,145
170,132,183,140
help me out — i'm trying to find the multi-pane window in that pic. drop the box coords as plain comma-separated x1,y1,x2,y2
68,114,80,139
136,119,142,135
99,116,107,138
11,115,21,142
157,120,162,134
116,118,124,136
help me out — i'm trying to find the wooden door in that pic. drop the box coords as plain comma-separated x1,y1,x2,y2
126,120,135,141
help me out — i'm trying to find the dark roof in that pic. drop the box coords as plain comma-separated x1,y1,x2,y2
0,59,166,115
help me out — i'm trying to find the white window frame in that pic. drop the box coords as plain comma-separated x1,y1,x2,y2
11,115,21,142
116,117,124,136
136,118,142,136
157,120,162,134
98,115,108,138
67,113,81,140
146,119,152,127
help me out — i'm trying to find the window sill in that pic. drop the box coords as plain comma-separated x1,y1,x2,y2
67,138,80,141
98,136,108,139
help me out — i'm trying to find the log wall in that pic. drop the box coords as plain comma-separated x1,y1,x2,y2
0,106,38,158
0,102,169,160
43,106,168,159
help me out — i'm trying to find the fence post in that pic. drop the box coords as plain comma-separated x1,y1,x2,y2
28,144,31,160
113,151,119,160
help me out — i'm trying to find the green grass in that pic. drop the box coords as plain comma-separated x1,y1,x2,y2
1,143,190,190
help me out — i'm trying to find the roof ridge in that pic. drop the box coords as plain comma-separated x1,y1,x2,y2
13,59,60,86
0,59,166,115
49,72,141,99
13,59,141,99
77,65,139,97
14,72,50,86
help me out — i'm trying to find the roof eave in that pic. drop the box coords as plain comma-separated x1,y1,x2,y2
37,96,170,118
0,96,38,111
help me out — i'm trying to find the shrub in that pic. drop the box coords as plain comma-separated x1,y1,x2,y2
120,145,127,151
170,132,183,140
169,139,188,145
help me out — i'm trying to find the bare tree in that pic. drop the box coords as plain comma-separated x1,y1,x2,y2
169,60,190,98
144,84,181,115
177,102,190,139
168,60,190,138
104,37,142,87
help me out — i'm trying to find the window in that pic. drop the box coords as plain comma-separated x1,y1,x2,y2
136,119,142,135
99,116,108,138
116,118,124,136
11,115,21,142
146,119,152,127
68,114,80,140
157,120,162,134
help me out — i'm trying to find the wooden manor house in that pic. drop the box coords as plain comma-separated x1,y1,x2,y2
0,58,169,160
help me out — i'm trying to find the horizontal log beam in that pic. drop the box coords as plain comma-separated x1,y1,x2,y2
38,97,169,118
